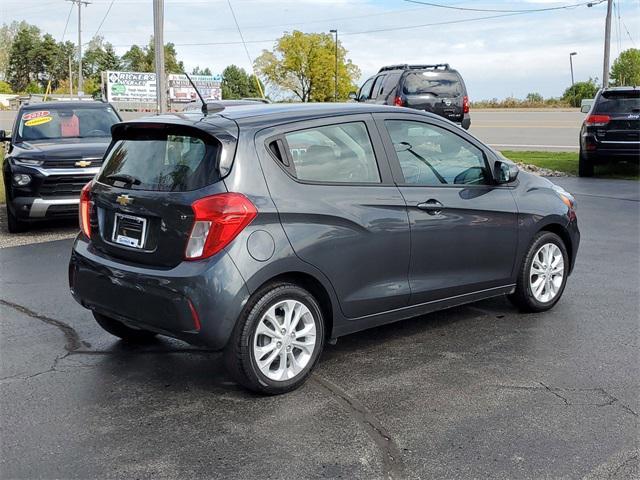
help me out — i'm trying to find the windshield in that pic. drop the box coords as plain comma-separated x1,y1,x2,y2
402,72,462,97
17,107,120,141
98,134,221,192
594,90,640,114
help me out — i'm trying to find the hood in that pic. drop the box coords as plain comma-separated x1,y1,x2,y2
11,137,111,161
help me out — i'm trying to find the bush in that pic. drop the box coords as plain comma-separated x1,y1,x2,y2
562,78,599,107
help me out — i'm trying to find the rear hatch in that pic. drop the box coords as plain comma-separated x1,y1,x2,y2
88,118,238,268
400,71,464,122
592,89,640,143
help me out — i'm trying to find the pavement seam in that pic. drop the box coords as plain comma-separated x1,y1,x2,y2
312,374,405,480
0,298,84,352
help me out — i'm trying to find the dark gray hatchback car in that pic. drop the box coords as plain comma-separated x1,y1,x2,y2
69,103,579,394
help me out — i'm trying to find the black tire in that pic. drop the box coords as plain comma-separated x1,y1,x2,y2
578,149,594,177
509,231,569,313
224,282,325,395
6,203,28,233
93,312,157,342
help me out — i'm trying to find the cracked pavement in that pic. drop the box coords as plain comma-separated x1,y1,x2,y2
1,177,638,479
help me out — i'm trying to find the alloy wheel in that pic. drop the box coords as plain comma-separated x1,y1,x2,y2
529,243,565,303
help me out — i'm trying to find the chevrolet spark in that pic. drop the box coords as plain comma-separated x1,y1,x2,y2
69,103,579,394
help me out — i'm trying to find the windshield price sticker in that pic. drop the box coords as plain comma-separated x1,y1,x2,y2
22,111,50,121
24,116,53,127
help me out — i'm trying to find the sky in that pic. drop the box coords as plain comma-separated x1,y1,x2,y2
1,0,639,99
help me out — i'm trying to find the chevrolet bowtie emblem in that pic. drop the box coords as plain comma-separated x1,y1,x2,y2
116,194,133,206
75,160,92,167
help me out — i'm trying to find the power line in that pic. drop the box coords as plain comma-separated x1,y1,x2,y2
402,0,606,13
226,0,264,97
93,0,116,38
61,1,75,42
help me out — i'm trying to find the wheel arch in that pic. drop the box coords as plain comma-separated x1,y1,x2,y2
538,222,573,271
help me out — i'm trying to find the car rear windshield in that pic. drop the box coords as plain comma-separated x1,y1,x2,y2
17,107,119,141
594,90,640,114
402,72,462,97
98,133,221,192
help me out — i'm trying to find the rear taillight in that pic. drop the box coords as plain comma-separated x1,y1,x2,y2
585,114,610,126
394,96,404,107
79,181,93,238
463,95,470,114
185,193,257,260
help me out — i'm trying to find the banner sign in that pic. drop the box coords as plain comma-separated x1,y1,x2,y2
104,71,157,103
103,71,222,103
168,74,222,102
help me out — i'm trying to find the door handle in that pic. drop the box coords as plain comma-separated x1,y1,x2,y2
416,199,444,214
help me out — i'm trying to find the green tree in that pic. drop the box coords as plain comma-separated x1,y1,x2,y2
192,66,212,76
221,64,262,99
254,30,360,102
0,21,31,82
610,48,640,86
121,38,183,73
562,78,599,107
0,80,12,93
6,23,42,92
526,92,543,103
83,36,120,93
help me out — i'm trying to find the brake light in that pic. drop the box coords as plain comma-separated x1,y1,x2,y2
463,95,470,114
79,181,93,238
394,96,404,107
185,193,257,260
585,114,610,126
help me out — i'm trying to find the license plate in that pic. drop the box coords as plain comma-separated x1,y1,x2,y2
112,213,147,249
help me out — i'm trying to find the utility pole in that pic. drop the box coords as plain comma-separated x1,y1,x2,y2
330,29,338,102
602,0,613,88
153,0,167,113
67,0,90,99
569,52,577,88
68,57,73,97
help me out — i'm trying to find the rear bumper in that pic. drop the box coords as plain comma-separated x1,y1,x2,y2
581,135,640,163
69,236,250,349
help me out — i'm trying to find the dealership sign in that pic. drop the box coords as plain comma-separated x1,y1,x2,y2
104,71,222,103
168,74,222,102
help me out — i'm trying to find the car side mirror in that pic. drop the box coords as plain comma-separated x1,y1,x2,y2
348,91,358,101
580,105,591,113
0,130,9,142
495,160,519,184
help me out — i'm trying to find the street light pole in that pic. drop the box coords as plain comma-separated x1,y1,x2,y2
330,29,338,102
66,0,90,99
569,52,577,87
602,0,613,87
153,0,167,113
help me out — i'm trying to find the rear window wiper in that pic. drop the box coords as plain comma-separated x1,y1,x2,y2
106,173,141,186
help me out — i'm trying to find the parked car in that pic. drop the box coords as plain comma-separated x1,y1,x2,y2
351,64,471,129
579,86,640,177
1,101,121,232
69,103,579,394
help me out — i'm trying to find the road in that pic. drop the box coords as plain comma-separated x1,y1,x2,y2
1,108,583,151
1,177,638,479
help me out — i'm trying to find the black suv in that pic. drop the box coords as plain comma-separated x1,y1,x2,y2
69,103,579,394
1,101,121,232
579,86,640,177
352,64,471,129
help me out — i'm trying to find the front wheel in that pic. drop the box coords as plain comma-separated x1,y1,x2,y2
224,283,325,395
509,232,569,312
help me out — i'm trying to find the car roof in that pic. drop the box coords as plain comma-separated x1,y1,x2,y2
119,103,451,135
21,101,111,110
601,86,638,92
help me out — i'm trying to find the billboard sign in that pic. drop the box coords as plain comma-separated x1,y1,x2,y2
104,71,157,103
168,74,222,102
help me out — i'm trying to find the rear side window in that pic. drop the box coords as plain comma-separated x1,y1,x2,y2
283,122,380,184
594,90,640,114
358,78,375,101
402,72,463,97
370,75,386,98
98,134,220,191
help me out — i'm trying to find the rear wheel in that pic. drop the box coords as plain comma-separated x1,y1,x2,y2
93,312,157,342
578,149,594,177
6,203,28,233
509,232,569,312
224,282,325,395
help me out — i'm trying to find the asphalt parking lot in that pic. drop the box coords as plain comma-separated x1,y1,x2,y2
1,176,638,479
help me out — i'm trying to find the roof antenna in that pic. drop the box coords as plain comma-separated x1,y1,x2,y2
182,71,223,116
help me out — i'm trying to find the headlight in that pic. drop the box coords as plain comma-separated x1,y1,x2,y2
13,173,31,186
13,158,43,166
